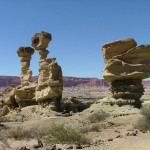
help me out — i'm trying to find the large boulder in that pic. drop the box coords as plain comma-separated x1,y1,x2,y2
102,38,150,104
102,39,150,82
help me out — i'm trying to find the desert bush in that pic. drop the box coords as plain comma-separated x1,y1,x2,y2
8,126,25,139
135,104,150,131
88,111,109,123
90,123,100,132
45,124,90,144
0,117,10,123
79,127,90,134
140,105,150,120
8,126,48,140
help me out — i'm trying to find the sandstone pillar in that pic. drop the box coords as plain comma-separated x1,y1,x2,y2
17,47,34,85
102,38,150,107
32,31,63,110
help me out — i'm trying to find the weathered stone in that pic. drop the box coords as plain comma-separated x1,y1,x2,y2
102,38,150,105
103,44,150,82
110,79,144,100
1,85,17,106
33,32,63,108
0,105,10,116
1,31,63,111
32,31,52,50
102,38,137,64
15,82,37,107
17,47,34,85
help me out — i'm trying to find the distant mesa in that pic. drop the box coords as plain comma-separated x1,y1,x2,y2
1,75,150,89
0,76,110,88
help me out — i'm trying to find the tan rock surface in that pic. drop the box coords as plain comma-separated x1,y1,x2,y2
32,31,52,50
17,47,34,85
1,85,17,106
0,105,9,116
1,98,150,150
14,82,37,106
1,31,63,109
102,39,150,82
102,38,137,64
102,38,150,101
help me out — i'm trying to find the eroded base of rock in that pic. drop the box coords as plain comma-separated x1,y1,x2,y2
110,79,144,99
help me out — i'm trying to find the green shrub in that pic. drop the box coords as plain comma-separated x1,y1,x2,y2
88,111,109,123
45,124,90,144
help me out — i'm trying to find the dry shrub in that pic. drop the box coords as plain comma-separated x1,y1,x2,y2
90,123,100,132
0,117,10,123
45,124,90,144
135,104,150,131
88,111,109,123
8,126,48,140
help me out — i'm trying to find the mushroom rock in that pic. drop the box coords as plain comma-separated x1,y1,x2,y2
32,31,63,110
17,47,34,85
32,31,52,51
1,31,63,110
102,38,150,105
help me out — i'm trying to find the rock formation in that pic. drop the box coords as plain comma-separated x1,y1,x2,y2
0,31,63,110
17,47,34,85
32,32,63,109
102,38,150,105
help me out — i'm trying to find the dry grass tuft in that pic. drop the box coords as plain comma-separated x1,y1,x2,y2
135,104,150,131
45,124,90,144
88,111,109,123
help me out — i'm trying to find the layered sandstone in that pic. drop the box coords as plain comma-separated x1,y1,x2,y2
17,47,34,85
102,38,150,104
32,32,63,106
0,31,63,110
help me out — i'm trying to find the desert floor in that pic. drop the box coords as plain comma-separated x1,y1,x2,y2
0,87,150,150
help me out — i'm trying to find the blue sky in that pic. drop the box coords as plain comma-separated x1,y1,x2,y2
0,0,150,78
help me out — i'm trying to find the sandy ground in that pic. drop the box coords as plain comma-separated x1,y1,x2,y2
0,98,150,150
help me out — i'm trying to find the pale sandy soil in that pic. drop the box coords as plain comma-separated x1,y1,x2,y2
0,97,150,150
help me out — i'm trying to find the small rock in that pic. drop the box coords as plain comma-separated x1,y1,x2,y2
107,121,115,126
125,132,130,136
0,106,10,116
90,110,94,113
75,144,82,149
140,130,147,133
127,129,134,131
33,139,43,148
108,138,113,141
67,145,73,149
82,144,90,148
115,130,120,133
125,130,138,136
46,146,56,150
63,113,72,117
116,135,123,138
20,147,31,150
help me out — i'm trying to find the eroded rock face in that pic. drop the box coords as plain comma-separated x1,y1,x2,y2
17,47,34,85
32,31,63,107
32,31,52,50
36,58,63,103
102,38,150,103
1,31,63,110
